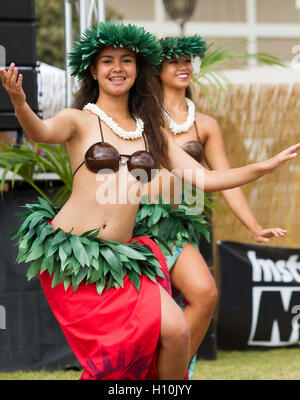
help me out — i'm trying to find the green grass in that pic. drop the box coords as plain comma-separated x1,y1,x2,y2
194,348,300,380
0,348,299,380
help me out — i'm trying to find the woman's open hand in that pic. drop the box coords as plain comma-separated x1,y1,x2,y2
0,63,26,108
251,226,288,243
261,143,300,174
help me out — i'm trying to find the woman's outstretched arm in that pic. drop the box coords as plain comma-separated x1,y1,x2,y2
0,63,76,144
164,128,299,194
202,115,288,241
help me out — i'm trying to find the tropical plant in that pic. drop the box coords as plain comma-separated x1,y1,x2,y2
0,141,72,206
192,39,284,112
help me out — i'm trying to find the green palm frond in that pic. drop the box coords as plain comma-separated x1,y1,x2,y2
200,40,283,73
192,40,284,112
0,141,72,206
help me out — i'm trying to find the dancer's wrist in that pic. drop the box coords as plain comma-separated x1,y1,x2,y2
253,161,269,177
249,223,263,238
14,101,28,116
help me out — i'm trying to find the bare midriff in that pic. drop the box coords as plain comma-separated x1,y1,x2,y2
51,168,142,242
50,109,147,243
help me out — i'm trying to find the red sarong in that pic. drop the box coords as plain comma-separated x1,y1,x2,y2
38,235,183,380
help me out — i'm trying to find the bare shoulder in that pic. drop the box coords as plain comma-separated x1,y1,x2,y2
51,107,84,123
54,107,93,130
42,108,88,144
195,111,220,132
195,111,222,142
44,107,80,126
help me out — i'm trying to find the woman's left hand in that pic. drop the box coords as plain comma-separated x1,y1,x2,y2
251,226,287,243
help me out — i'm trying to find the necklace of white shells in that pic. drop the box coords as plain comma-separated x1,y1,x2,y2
164,97,195,135
83,103,144,140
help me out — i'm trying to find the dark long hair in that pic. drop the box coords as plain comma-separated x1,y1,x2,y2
72,55,169,169
185,85,193,100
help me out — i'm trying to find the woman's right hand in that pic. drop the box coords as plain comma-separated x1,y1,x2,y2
0,63,26,108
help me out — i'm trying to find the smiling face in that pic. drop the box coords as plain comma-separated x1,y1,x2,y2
159,57,193,90
89,46,138,97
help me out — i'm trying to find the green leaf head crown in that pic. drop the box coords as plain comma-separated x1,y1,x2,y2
68,21,163,80
160,35,207,61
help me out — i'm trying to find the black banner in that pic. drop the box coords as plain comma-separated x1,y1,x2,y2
217,241,300,349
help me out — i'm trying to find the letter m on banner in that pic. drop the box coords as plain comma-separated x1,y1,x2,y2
248,287,300,346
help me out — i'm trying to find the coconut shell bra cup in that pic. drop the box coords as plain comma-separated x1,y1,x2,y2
180,121,204,164
73,116,156,182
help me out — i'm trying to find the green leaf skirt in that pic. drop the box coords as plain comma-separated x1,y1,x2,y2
10,197,168,296
133,195,211,253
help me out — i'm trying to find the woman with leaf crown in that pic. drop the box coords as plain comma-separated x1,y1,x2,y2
134,35,292,378
1,22,299,380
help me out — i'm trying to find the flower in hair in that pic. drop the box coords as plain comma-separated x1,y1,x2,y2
191,56,201,74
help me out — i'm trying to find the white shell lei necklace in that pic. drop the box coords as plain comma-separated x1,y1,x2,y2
83,103,144,140
164,97,195,135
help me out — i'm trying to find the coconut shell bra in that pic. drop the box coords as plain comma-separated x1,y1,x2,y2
180,121,204,163
73,116,156,182
73,118,203,181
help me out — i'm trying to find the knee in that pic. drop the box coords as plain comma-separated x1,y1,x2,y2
188,279,218,311
205,280,219,307
162,312,191,350
175,316,191,347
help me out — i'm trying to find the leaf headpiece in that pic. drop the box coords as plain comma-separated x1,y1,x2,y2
68,21,163,80
160,35,207,60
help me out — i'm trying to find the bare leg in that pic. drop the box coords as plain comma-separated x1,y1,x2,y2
170,243,218,361
156,284,191,380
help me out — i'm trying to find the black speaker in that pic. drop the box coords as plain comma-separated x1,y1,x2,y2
0,113,22,131
0,0,35,22
0,1,37,133
0,112,40,132
0,68,38,112
0,22,37,66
